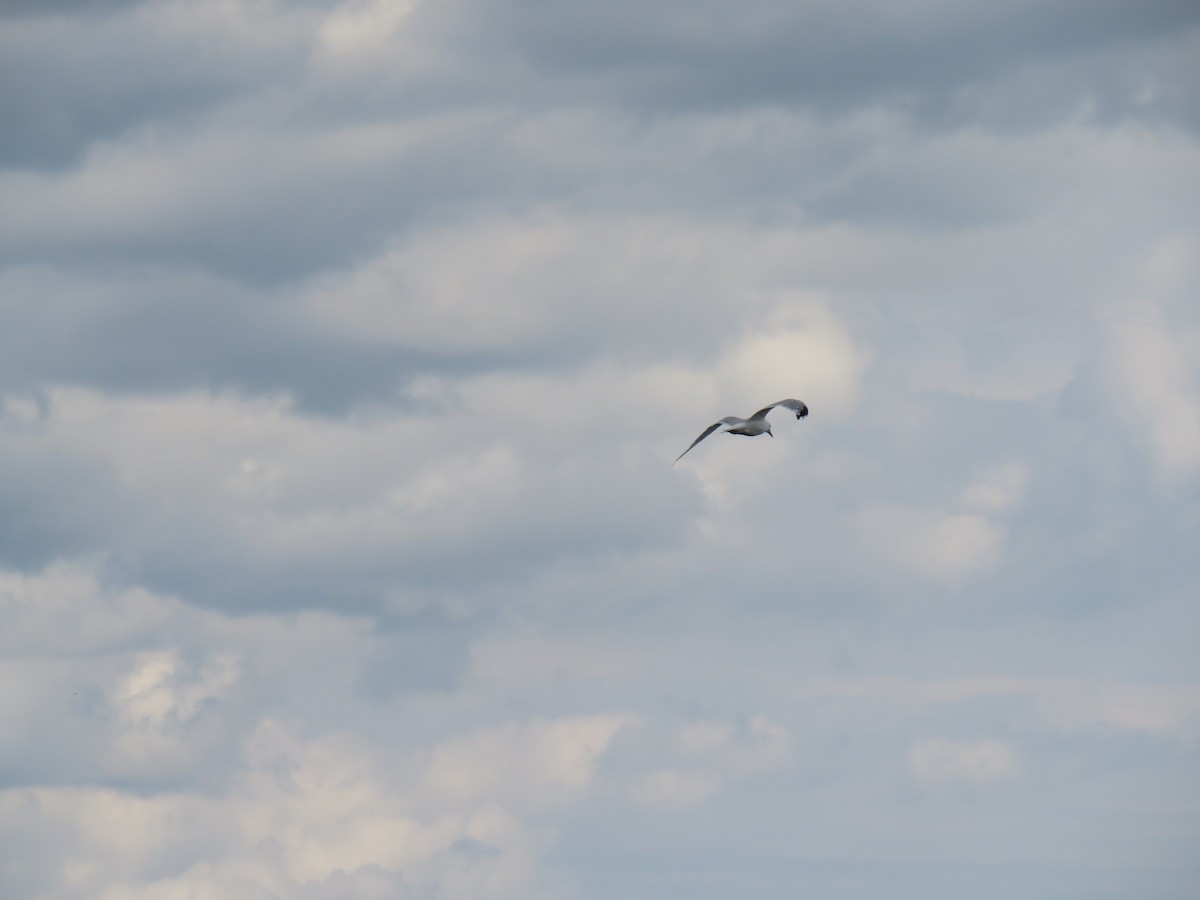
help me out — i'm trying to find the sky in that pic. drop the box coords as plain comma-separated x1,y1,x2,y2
1,1,1199,897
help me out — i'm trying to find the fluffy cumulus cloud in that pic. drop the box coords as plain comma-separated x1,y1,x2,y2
2,1,1199,898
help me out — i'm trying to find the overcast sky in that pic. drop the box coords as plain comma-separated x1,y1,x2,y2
2,1,1199,898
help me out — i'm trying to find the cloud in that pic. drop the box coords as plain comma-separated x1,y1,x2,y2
2,0,1199,897
424,715,634,809
908,737,1020,786
629,769,719,809
855,506,1007,584
317,0,417,63
0,718,571,900
0,385,700,610
1103,298,1200,480
960,464,1027,512
0,1,311,170
456,0,1200,121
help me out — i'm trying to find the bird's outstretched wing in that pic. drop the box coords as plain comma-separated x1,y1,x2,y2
673,417,744,465
749,399,809,421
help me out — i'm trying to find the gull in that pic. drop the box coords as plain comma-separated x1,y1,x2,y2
673,399,809,465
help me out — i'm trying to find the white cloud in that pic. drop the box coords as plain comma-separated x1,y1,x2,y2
908,737,1020,786
0,561,178,654
856,506,1007,584
1033,682,1200,736
796,676,1200,738
2,1,1199,896
1104,298,1200,480
317,0,415,61
1144,233,1200,296
716,299,865,417
4,385,696,609
302,213,857,365
960,464,1027,513
0,715,569,900
423,715,635,809
110,651,240,728
103,650,244,777
630,769,719,809
675,720,735,753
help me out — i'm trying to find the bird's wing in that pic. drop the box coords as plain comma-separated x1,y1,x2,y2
749,399,809,421
673,417,743,465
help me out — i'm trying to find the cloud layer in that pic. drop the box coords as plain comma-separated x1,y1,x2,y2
2,1,1198,898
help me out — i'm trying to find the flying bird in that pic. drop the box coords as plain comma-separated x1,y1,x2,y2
673,399,809,465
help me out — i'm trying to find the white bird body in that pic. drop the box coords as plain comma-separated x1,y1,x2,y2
721,417,772,437
673,399,808,464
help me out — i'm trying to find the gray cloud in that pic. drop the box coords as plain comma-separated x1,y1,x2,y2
0,0,145,19
1,1,1198,898
450,0,1200,117
0,264,449,412
0,4,311,169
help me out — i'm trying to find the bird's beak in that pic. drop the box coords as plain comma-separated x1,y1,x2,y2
768,432,773,438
